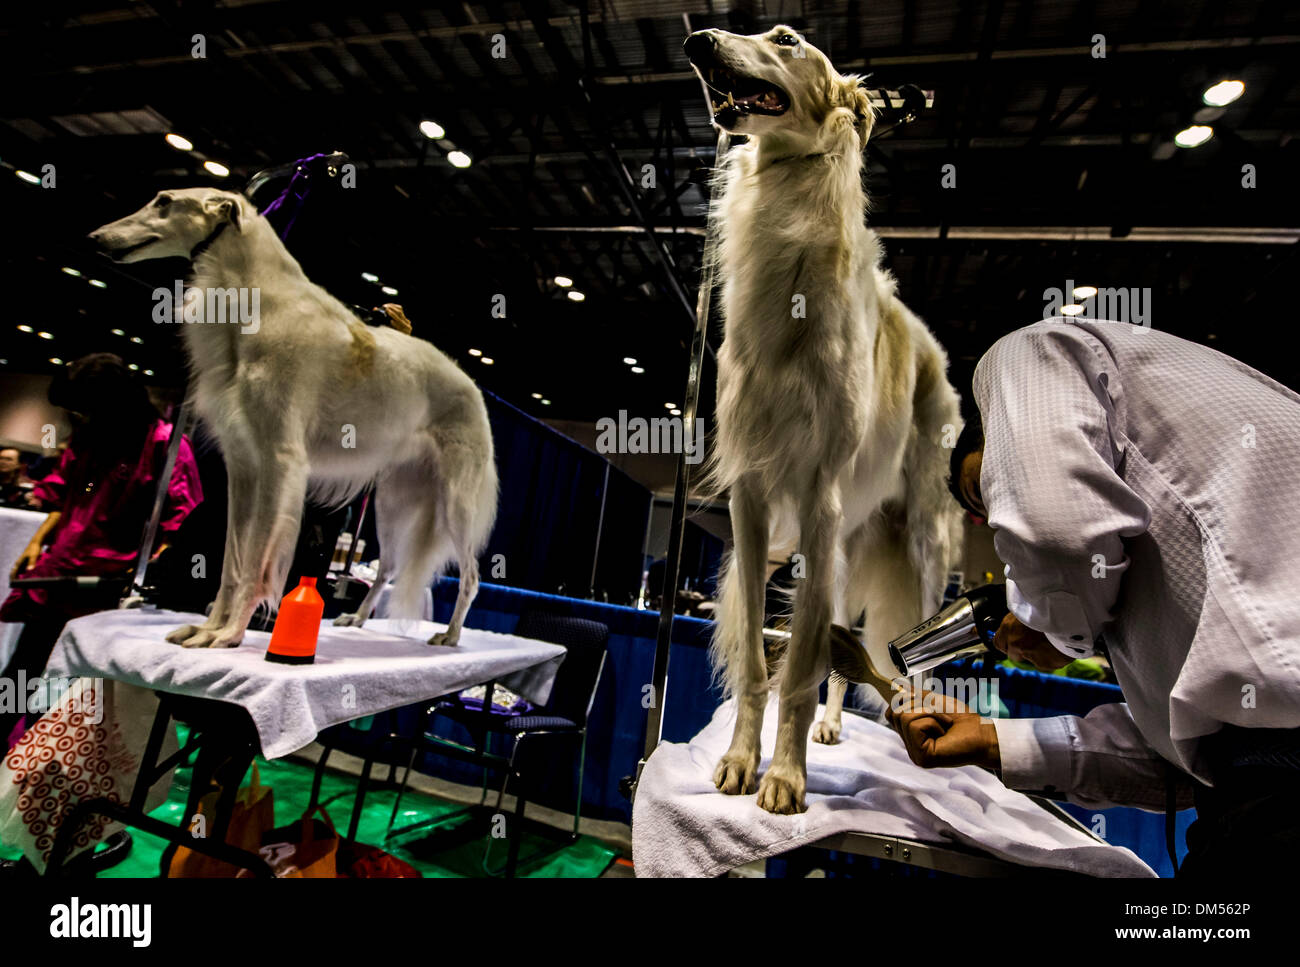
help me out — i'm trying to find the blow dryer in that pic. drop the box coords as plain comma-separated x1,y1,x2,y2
886,583,1009,677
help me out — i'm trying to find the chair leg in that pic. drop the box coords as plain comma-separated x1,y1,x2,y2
572,730,588,840
308,746,331,813
505,789,527,878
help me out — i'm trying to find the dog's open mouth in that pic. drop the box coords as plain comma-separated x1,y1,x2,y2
702,66,790,122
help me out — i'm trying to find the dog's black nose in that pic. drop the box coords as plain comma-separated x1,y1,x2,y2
683,31,716,63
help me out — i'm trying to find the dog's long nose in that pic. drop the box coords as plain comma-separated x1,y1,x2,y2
683,31,716,62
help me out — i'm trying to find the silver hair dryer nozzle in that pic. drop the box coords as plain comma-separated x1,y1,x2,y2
887,583,1009,678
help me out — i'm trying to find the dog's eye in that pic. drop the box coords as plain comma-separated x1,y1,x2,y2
154,196,171,210
773,34,800,47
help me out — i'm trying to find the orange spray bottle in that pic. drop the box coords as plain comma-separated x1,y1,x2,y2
265,576,324,664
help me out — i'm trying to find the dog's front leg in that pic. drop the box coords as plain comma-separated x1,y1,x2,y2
713,476,769,796
757,481,840,814
167,461,251,646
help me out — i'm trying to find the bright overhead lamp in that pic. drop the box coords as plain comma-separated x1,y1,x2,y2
361,272,379,283
111,328,125,336
630,366,645,374
1174,125,1213,148
664,402,676,409
37,331,53,340
144,369,154,376
1072,285,1098,299
531,393,543,399
468,348,483,357
540,399,551,406
480,357,495,365
49,357,64,365
622,356,637,365
447,150,472,169
1202,80,1244,107
89,279,107,289
419,120,446,140
566,290,585,302
165,133,194,151
16,324,33,333
554,276,574,288
62,267,82,277
15,170,40,184
130,336,143,345
204,160,230,178
381,286,398,296
670,408,681,416
127,363,139,371
1060,304,1085,316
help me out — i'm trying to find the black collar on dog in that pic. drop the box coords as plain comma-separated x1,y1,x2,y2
189,220,230,261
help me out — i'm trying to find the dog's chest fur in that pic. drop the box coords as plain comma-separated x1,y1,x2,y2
712,149,884,493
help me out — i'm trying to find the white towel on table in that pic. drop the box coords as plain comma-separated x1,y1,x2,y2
632,695,1156,878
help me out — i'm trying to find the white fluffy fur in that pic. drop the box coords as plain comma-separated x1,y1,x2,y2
89,188,497,648
687,26,964,813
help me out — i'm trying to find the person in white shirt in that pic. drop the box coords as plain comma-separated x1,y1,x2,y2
888,318,1300,876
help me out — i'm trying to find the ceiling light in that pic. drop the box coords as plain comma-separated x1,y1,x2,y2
664,402,676,409
468,348,482,357
144,369,154,376
165,133,194,151
622,357,637,365
1174,125,1213,148
670,408,681,416
49,357,64,365
630,366,644,374
15,170,40,184
37,331,53,340
110,328,125,336
127,363,139,371
567,290,585,302
88,279,107,289
62,267,82,277
541,399,551,406
1072,285,1097,299
16,324,33,333
1202,80,1244,107
419,120,446,140
554,276,573,288
1060,304,1085,316
361,272,379,283
481,357,495,365
204,160,230,178
130,336,143,344
531,393,543,399
447,150,472,169
381,286,398,296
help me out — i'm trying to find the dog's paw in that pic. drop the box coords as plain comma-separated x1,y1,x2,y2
756,767,807,814
712,752,759,796
427,631,460,647
166,625,202,645
332,613,365,627
810,720,841,745
177,626,243,649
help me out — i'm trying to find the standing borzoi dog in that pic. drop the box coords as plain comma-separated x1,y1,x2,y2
686,26,964,813
89,188,497,649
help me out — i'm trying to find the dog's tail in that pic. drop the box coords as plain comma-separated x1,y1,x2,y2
386,389,499,621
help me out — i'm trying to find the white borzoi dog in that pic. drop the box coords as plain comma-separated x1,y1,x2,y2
686,26,964,813
89,188,497,649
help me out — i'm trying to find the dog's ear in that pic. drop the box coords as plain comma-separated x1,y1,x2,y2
205,194,244,232
832,76,876,145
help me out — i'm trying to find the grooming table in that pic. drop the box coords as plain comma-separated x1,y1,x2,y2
1,608,565,875
632,696,1156,878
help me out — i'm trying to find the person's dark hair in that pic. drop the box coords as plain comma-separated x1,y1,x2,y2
947,413,985,513
49,353,159,469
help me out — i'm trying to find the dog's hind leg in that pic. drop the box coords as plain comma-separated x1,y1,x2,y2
712,475,770,796
758,476,841,814
427,493,481,648
334,485,403,628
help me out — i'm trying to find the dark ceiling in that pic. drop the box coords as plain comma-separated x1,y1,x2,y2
2,0,1298,431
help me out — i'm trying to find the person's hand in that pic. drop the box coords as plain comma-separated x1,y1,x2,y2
886,697,1000,771
11,540,42,579
992,611,1074,671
